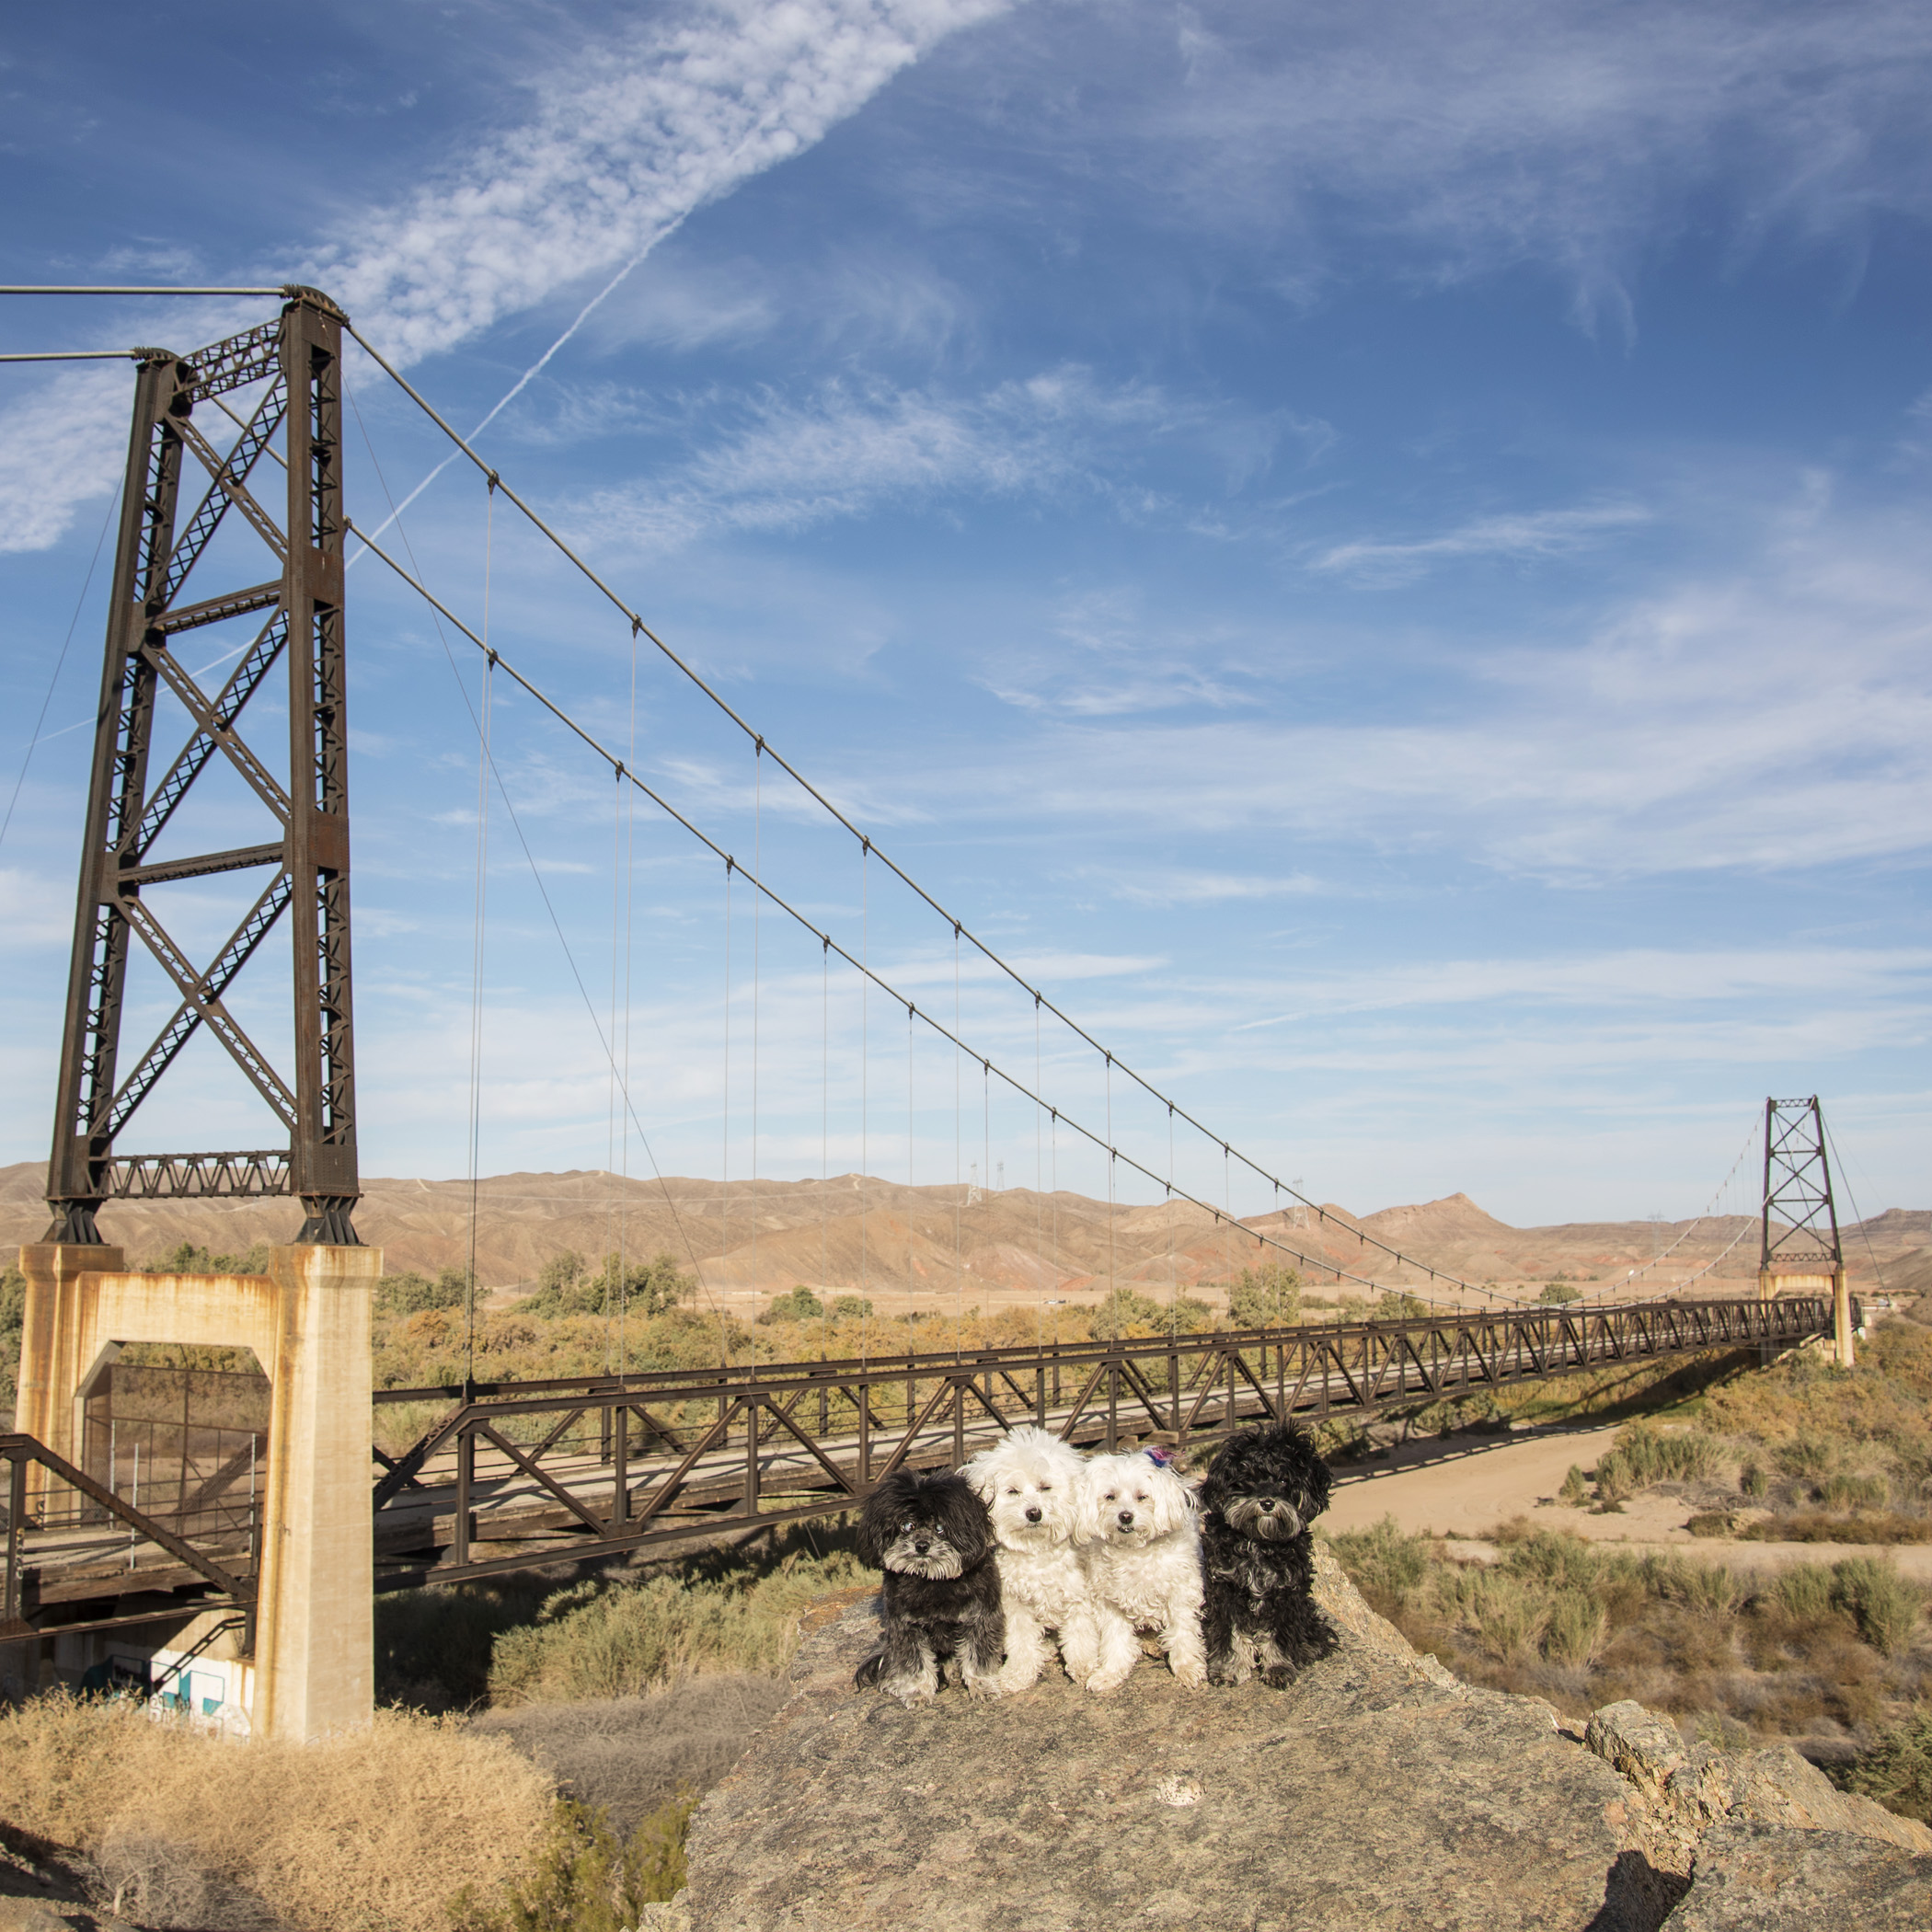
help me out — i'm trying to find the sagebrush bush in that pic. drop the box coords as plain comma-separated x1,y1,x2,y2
1841,1702,1932,1823
1594,1422,1724,1500
489,1551,867,1705
1822,1472,1890,1511
1831,1557,1924,1657
0,1697,551,1932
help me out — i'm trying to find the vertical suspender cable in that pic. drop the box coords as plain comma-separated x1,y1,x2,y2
860,843,869,1324
821,937,829,1363
954,926,962,1340
1168,1105,1177,1336
907,998,915,1333
464,481,496,1391
1035,995,1043,1351
720,856,731,1367
606,761,622,1371
1106,1055,1115,1300
618,621,639,1375
751,746,760,1317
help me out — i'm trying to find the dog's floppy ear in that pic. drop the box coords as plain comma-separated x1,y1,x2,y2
1071,1456,1108,1543
857,1468,912,1568
958,1441,1001,1502
1144,1461,1195,1537
933,1474,994,1560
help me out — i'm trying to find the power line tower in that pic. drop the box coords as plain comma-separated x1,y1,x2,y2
1759,1096,1851,1367
41,289,361,1247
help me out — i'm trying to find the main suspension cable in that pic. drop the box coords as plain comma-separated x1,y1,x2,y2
342,323,1481,1292
347,518,1530,1306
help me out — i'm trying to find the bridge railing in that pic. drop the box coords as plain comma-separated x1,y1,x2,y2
1,1432,257,1645
371,1294,1836,1588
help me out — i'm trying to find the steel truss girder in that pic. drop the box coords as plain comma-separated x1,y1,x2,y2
369,1295,1841,1585
43,295,360,1245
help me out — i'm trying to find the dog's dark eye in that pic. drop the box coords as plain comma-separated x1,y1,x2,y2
1039,1483,1052,1492
1006,1487,1020,1495
1103,1492,1116,1501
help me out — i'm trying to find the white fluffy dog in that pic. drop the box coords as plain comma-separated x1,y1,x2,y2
960,1425,1100,1691
1075,1448,1207,1691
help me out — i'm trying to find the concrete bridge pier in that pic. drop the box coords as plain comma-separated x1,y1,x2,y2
14,1240,379,1742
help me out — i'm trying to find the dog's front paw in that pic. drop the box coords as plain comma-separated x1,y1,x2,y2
854,1651,885,1689
1259,1664,1298,1691
962,1673,1003,1698
1083,1665,1134,1694
1171,1658,1208,1689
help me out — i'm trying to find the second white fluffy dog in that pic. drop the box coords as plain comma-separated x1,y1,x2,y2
960,1424,1099,1691
1076,1448,1207,1691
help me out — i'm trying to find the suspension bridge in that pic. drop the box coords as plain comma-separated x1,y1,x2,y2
0,289,1858,1736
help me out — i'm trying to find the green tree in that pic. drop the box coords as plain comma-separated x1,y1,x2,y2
1539,1282,1582,1305
830,1294,873,1319
1229,1263,1303,1328
758,1286,825,1325
1374,1291,1430,1320
377,1267,471,1317
1,1262,26,1421
1091,1286,1166,1340
523,1250,693,1319
143,1239,272,1275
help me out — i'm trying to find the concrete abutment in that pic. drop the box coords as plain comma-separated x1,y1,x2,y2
12,1240,378,1742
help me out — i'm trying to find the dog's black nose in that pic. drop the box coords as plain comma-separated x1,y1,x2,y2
1117,1510,1135,1528
1024,1506,1042,1524
914,1540,930,1555
1259,1499,1276,1512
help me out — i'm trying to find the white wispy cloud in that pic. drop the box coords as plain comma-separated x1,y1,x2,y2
324,0,1015,364
878,480,1932,879
1076,0,1932,328
1309,502,1650,581
0,0,1014,554
573,366,1305,552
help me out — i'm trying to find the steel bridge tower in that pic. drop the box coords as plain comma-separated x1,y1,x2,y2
14,291,378,1741
1759,1096,1852,1368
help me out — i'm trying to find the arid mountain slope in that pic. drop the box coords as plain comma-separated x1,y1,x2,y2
3,1161,1921,1312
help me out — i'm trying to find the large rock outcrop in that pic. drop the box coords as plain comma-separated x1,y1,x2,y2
672,1554,1930,1932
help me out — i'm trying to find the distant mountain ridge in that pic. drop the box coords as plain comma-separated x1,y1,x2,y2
3,1161,1922,1308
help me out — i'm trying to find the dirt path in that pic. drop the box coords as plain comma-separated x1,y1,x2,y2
1323,1425,1932,1580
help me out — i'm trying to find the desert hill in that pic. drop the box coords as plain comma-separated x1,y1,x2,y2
3,1160,1923,1316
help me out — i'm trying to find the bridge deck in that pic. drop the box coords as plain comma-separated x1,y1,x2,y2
4,1294,1833,1634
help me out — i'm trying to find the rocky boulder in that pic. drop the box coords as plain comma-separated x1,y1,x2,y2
670,1552,1932,1931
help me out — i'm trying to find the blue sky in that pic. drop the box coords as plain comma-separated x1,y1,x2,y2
2,0,1928,1230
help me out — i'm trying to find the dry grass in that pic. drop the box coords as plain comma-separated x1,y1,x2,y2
0,1696,552,1932
1328,1518,1932,1758
488,1549,868,1706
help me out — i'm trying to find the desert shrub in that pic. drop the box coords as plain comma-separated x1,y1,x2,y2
1742,1511,1932,1546
1544,1593,1607,1665
0,1696,550,1932
0,1261,23,1421
1497,1529,1603,1595
1558,1465,1590,1507
830,1295,872,1318
1374,1292,1431,1320
1840,1703,1932,1823
1455,1571,1547,1662
1597,1423,1724,1497
758,1286,824,1324
1229,1263,1302,1328
141,1240,272,1276
1822,1472,1890,1512
1539,1282,1582,1305
378,1574,558,1711
1089,1287,1167,1340
1326,1516,1429,1613
1739,1460,1767,1498
1769,1563,1836,1624
1830,1557,1923,1657
489,1550,866,1706
1777,1434,1834,1478
452,1790,696,1932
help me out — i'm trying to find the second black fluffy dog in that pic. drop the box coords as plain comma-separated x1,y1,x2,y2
1198,1421,1338,1688
853,1467,1005,1698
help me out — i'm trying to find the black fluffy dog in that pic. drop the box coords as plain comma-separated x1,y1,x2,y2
1198,1422,1338,1688
853,1468,1006,1700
